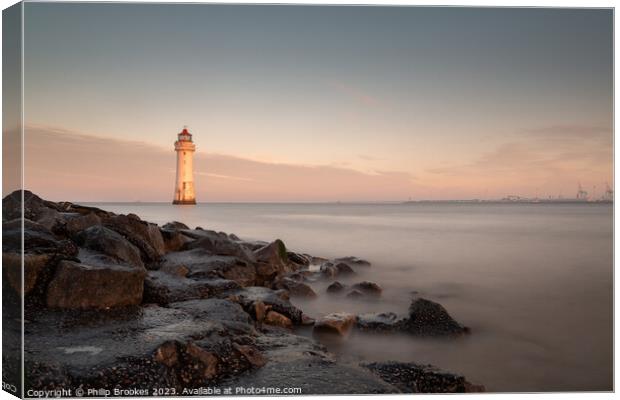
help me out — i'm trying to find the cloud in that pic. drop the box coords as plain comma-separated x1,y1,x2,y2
425,124,612,197
23,125,418,202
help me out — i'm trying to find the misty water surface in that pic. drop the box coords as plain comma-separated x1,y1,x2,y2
89,202,613,392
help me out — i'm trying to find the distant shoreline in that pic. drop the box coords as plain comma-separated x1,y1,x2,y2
76,200,614,205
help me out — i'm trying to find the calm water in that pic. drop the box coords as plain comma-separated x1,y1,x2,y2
89,202,613,392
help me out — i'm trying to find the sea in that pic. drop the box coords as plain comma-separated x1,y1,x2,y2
87,201,613,392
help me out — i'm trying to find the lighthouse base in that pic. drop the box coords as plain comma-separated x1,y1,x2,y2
172,199,196,205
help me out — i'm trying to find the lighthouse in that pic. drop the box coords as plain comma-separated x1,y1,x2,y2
173,127,197,205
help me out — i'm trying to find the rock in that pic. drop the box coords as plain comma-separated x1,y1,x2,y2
159,263,190,277
63,212,102,237
363,361,485,393
352,281,382,297
160,248,257,286
103,214,166,263
346,289,365,299
356,312,400,332
287,252,311,267
183,230,255,263
301,314,316,326
326,281,345,294
143,271,240,305
35,207,64,232
264,311,293,329
335,262,356,275
334,256,371,268
162,221,189,230
401,298,468,336
229,233,241,241
3,218,78,257
274,277,317,298
239,240,269,251
253,300,267,322
46,260,146,309
184,342,220,379
3,219,78,304
231,287,303,324
233,343,267,367
320,264,338,279
254,239,288,267
3,190,53,221
313,312,357,338
3,252,51,296
160,228,193,253
74,225,144,269
154,341,179,367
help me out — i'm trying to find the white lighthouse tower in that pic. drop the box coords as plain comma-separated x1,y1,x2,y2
173,126,196,205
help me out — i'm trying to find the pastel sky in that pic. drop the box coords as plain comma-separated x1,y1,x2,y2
22,4,612,202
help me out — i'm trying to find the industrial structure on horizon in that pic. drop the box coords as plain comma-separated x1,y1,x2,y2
501,183,613,203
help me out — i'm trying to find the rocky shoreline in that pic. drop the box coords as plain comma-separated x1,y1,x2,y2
3,190,484,394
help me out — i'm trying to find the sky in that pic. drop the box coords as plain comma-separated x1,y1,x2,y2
21,4,613,202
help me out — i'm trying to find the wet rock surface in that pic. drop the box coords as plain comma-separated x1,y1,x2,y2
143,271,240,305
5,191,483,394
227,331,399,394
363,361,485,393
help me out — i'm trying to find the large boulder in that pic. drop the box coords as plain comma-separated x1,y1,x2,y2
3,190,53,221
103,214,166,263
313,312,357,338
3,253,52,296
401,298,468,336
46,260,146,309
355,298,469,337
363,362,485,393
74,225,144,269
254,239,292,280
